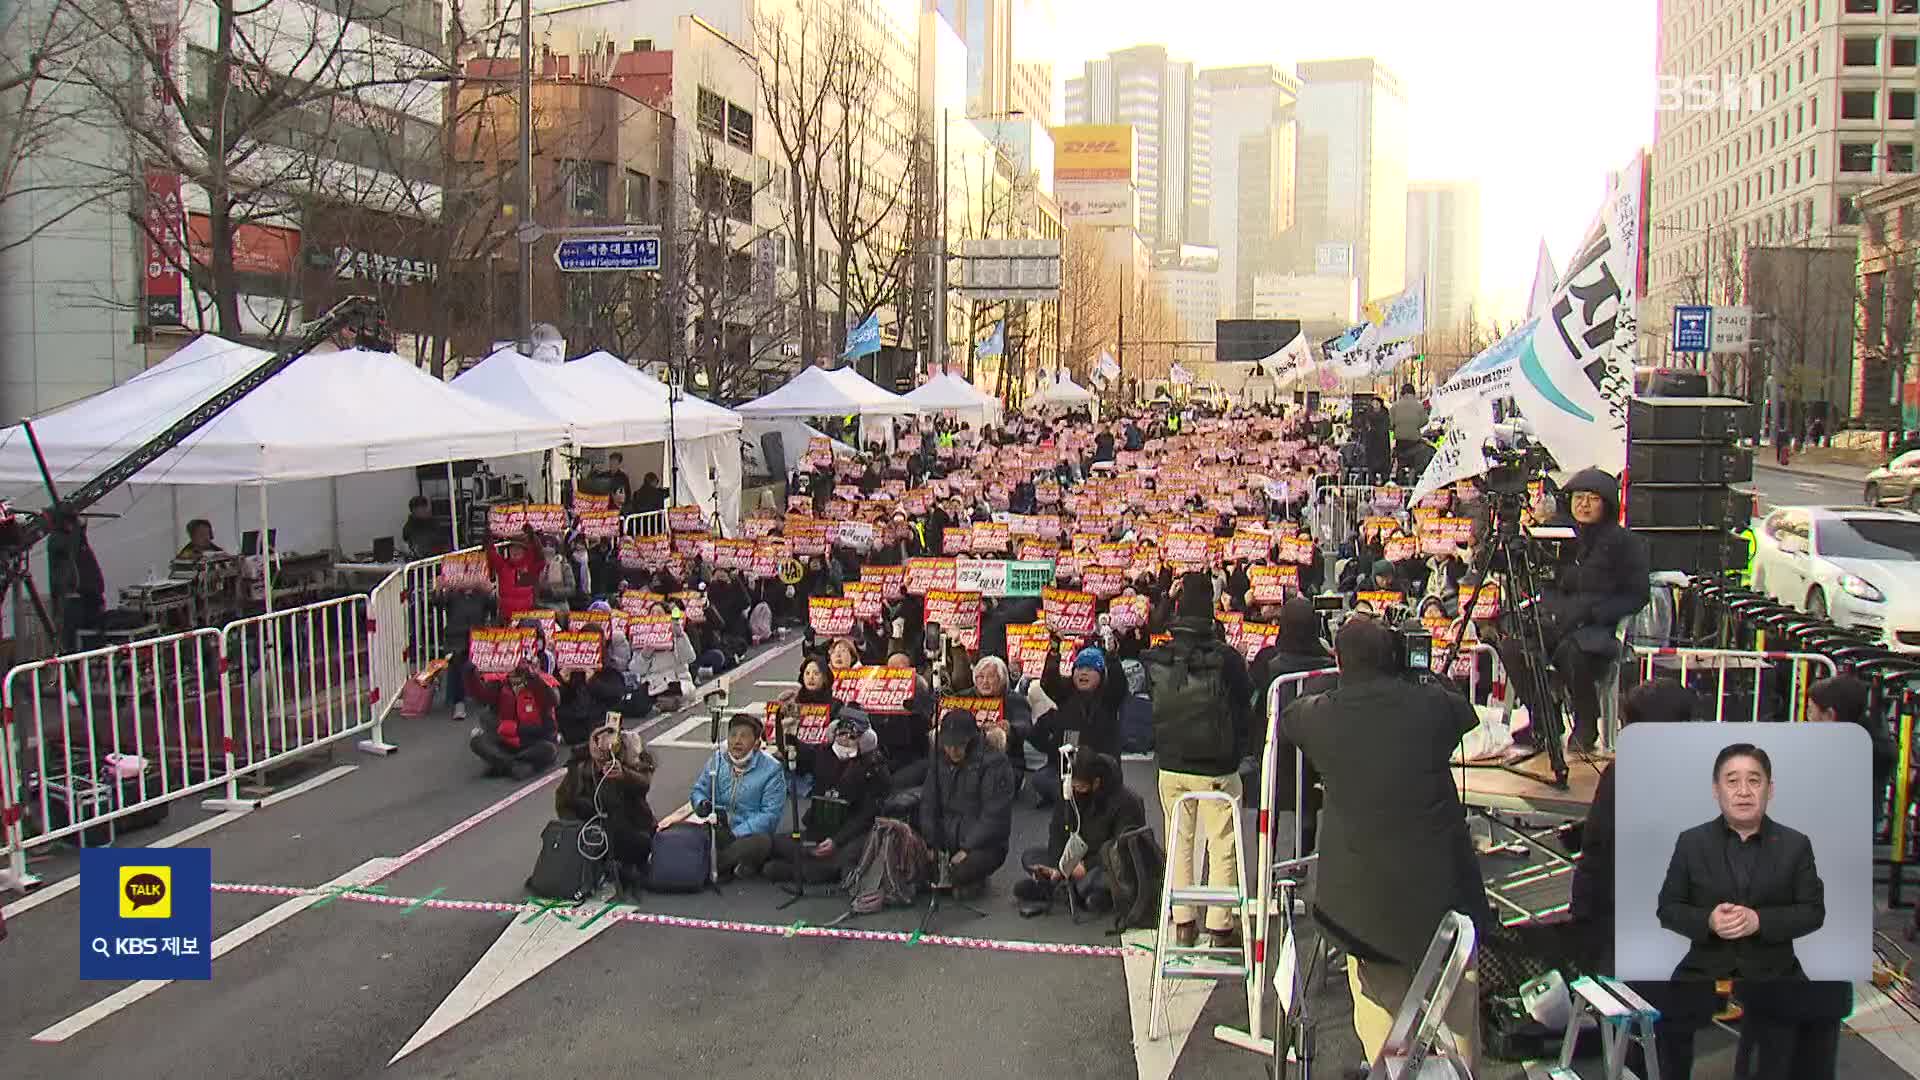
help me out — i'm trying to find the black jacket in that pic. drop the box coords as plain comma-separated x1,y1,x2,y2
1545,468,1650,655
920,733,1017,854
803,747,891,848
555,753,656,863
438,590,498,654
1570,762,1617,929
1042,754,1146,869
47,528,104,601
1657,815,1823,982
1143,618,1253,777
1039,645,1131,760
1281,671,1492,966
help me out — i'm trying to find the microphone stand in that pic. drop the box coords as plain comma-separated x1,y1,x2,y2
773,702,826,909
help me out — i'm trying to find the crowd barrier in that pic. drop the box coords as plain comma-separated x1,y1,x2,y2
622,510,669,537
368,548,473,726
1628,645,1837,724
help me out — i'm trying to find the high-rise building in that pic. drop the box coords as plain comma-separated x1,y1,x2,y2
1406,181,1483,331
1064,45,1208,253
1236,127,1297,312
1649,0,1918,416
1293,57,1408,305
1196,65,1298,315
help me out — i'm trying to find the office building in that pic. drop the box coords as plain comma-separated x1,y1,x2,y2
1292,57,1408,304
1406,180,1483,331
1197,65,1298,315
1064,45,1208,252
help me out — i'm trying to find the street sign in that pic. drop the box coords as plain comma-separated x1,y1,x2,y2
553,237,659,272
1671,305,1711,353
1710,306,1752,353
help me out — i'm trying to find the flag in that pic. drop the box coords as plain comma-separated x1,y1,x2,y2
975,321,1004,358
1324,321,1415,381
1259,332,1318,387
1168,364,1193,386
1527,241,1558,318
1362,281,1426,343
1095,351,1120,382
843,313,881,359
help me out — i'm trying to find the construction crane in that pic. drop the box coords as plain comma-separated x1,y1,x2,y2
0,296,395,642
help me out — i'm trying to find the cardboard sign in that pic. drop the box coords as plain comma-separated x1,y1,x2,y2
1108,595,1150,632
834,665,916,714
1248,565,1299,605
1235,621,1278,662
487,504,527,538
524,503,566,535
939,694,1006,731
803,436,834,469
787,495,814,515
970,521,1011,554
844,581,885,621
709,538,752,570
628,614,676,652
924,589,983,649
1353,591,1406,613
765,701,835,744
864,564,906,600
619,589,667,616
554,630,605,675
468,627,533,674
1006,623,1051,679
624,534,669,569
1084,567,1127,599
668,505,706,532
1096,542,1133,569
824,520,875,552
572,491,611,514
905,557,957,596
1458,581,1502,620
577,510,621,541
672,591,706,623
941,526,972,555
1279,535,1316,565
1230,531,1273,562
1166,532,1212,569
435,550,491,590
1385,535,1419,561
1042,586,1097,637
809,596,856,637
786,518,828,556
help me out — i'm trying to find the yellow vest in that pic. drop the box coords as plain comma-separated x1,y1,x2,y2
1738,527,1756,585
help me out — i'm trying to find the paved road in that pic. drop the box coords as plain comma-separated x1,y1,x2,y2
1748,463,1868,514
4,630,1918,1080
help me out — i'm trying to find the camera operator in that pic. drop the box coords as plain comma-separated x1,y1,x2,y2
1493,468,1649,755
1280,615,1490,1074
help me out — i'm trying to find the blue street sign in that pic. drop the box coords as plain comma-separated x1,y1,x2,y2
553,237,659,272
1671,305,1711,353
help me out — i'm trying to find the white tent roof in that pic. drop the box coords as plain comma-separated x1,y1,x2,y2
904,373,1002,419
734,364,921,418
452,347,675,447
568,352,742,440
1035,374,1096,404
0,335,569,488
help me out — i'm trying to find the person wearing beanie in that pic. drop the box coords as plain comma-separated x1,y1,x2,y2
765,713,892,885
917,708,1016,895
1140,570,1254,951
1037,638,1131,770
1013,751,1146,917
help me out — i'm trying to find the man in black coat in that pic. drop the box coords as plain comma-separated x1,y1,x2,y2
919,709,1016,894
1281,615,1490,1074
1496,467,1649,753
47,511,105,654
1012,752,1146,916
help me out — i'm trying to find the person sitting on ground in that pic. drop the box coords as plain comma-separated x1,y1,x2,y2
625,602,696,699
765,714,892,885
556,724,657,895
469,663,560,779
664,712,787,882
967,653,1034,775
1013,751,1146,917
919,709,1016,896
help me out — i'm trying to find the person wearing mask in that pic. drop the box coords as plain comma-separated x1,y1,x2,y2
665,713,788,881
1389,384,1429,474
1013,751,1146,917
1495,468,1650,755
177,518,225,560
1142,572,1253,950
556,725,657,895
765,714,891,884
486,527,546,624
1280,615,1490,1075
919,709,1016,896
469,663,561,779
1037,641,1129,762
625,471,669,518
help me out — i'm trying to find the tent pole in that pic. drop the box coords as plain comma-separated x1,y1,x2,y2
260,483,274,614
447,461,461,548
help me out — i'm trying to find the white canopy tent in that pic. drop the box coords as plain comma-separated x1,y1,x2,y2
1033,374,1095,407
450,347,675,446
735,365,921,419
566,352,746,534
0,334,568,607
904,373,1003,425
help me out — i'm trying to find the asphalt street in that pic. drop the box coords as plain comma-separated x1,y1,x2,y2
1747,462,1870,513
4,629,1917,1080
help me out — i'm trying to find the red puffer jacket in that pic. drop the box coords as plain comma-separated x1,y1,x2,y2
488,542,546,623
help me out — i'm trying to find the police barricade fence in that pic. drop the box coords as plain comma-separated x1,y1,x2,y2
622,510,668,537
1628,645,1837,724
369,548,480,726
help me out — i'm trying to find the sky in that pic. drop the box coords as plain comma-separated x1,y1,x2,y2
1047,0,1661,320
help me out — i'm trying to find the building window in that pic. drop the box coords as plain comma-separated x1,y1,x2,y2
1900,0,1920,12
1895,37,1918,66
1843,141,1878,170
1841,194,1865,224
697,87,725,139
560,159,609,217
1894,89,1918,119
1844,36,1880,66
727,176,754,224
1891,143,1917,172
624,169,651,223
1843,89,1879,118
725,103,753,152
695,164,726,215
1846,0,1879,12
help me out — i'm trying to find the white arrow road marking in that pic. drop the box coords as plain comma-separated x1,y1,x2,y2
1121,928,1216,1080
32,857,397,1043
387,896,627,1064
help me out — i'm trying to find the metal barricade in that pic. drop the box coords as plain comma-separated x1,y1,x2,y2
368,548,473,724
221,594,377,781
622,510,669,537
1,628,226,885
1629,645,1838,723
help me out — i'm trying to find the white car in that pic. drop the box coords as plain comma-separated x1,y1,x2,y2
1751,506,1920,650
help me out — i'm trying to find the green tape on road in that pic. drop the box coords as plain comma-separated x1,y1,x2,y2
401,887,445,915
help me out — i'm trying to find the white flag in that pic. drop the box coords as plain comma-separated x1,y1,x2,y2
1412,406,1495,505
1364,281,1426,343
1260,333,1318,387
1527,241,1559,318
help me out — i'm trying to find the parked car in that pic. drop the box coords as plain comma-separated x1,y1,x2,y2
1751,505,1920,650
1863,451,1920,508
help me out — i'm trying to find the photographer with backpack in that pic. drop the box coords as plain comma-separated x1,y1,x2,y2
1141,572,1253,950
1012,751,1146,918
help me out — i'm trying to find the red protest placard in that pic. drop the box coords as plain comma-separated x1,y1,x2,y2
619,589,667,616
843,581,885,621
487,504,527,538
578,510,621,541
1006,623,1050,679
626,534,670,569
1248,565,1298,605
1042,586,1097,637
1354,591,1405,613
554,630,604,675
809,596,856,637
513,608,558,643
628,614,676,652
468,627,533,674
1230,531,1273,561
1281,536,1316,565
436,550,492,590
1108,595,1150,632
668,505,706,532
905,557,957,596
787,495,814,515
672,591,706,623
1235,621,1278,663
765,701,835,744
865,564,906,600
1166,532,1211,569
1457,581,1502,620
834,665,916,714
672,531,711,559
924,589,983,649
709,538,751,570
1084,567,1127,599
1096,542,1133,569
803,436,834,468
970,521,1010,553
742,514,779,539
939,694,1006,730
573,491,611,514
524,503,567,535
1385,535,1419,561
941,526,972,555
1017,541,1057,562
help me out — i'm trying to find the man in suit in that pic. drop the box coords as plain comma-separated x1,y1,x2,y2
1656,742,1827,1078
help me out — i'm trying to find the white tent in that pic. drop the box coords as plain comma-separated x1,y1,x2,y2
450,347,673,447
566,352,746,534
904,373,1003,424
1034,374,1096,406
569,352,740,440
735,364,921,419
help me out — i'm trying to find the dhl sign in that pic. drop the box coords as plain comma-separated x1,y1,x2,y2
1052,124,1133,182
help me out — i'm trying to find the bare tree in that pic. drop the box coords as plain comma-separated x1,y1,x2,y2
1750,235,1857,432
817,13,910,359
1059,223,1117,380
754,5,846,368
0,0,111,253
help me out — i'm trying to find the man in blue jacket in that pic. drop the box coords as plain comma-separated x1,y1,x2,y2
687,713,789,880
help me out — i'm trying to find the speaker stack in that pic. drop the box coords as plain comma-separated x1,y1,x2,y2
1625,395,1759,574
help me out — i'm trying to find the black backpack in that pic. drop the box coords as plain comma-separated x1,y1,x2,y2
1102,825,1166,932
525,819,607,903
1144,639,1237,766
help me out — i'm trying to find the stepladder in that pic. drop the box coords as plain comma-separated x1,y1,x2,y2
1149,787,1254,1042
1519,975,1661,1080
1368,911,1476,1079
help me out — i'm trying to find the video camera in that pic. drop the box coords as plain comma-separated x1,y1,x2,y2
1481,420,1557,497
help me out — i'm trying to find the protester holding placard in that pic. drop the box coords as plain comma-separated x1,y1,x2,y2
765,713,892,885
469,664,560,779
435,580,497,722
487,528,547,624
1038,638,1130,764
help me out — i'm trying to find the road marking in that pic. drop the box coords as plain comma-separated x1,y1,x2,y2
1847,980,1920,1074
652,703,776,748
387,896,628,1064
1121,927,1215,1080
31,858,397,1043
754,680,798,689
259,764,357,807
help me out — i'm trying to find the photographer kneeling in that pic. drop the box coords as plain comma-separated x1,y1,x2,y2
1013,751,1146,917
1281,615,1491,1075
1493,468,1649,755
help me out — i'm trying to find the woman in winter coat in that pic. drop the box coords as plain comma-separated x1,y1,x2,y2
764,713,892,884
556,727,658,894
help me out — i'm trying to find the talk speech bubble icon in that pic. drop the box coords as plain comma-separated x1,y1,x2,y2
119,867,171,918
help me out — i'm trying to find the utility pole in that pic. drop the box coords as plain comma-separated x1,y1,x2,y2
516,0,534,351
1115,264,1124,400
933,107,949,379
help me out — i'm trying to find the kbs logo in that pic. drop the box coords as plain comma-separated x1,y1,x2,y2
120,865,172,919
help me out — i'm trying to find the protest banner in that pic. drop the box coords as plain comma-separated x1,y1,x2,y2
628,614,676,653
577,510,621,541
668,505,706,532
865,564,906,600
954,558,1006,596
626,534,669,569
571,607,623,638
803,436,834,469
1084,567,1126,599
741,514,779,540
672,532,711,559
1280,535,1316,565
1166,532,1211,570
1385,534,1419,561
1248,565,1299,604
572,491,611,514
765,701,835,744
1457,581,1502,620
467,627,532,674
941,526,972,555
786,518,828,556
435,550,491,590
672,591,706,623
905,557,957,596
939,694,1006,731
809,596,856,637
1236,621,1279,662
1096,542,1133,569
787,495,813,515
712,538,754,570
842,581,885,621
1017,541,1054,562
487,504,527,538
827,520,877,551
970,521,1011,554
1354,591,1406,613
924,589,983,649
823,498,855,520
1230,531,1273,561
514,608,558,645
524,503,566,535
1108,595,1150,632
619,589,667,616
1006,623,1051,679
554,630,604,676
834,666,916,714
1042,586,1097,637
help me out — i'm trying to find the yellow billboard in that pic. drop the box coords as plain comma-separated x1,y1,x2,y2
1053,125,1134,183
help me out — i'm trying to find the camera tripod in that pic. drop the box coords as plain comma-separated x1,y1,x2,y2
918,847,990,933
1436,491,1571,790
771,703,832,910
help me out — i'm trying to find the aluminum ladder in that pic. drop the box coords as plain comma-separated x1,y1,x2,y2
1521,975,1662,1080
1148,788,1254,1040
1367,911,1476,1079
